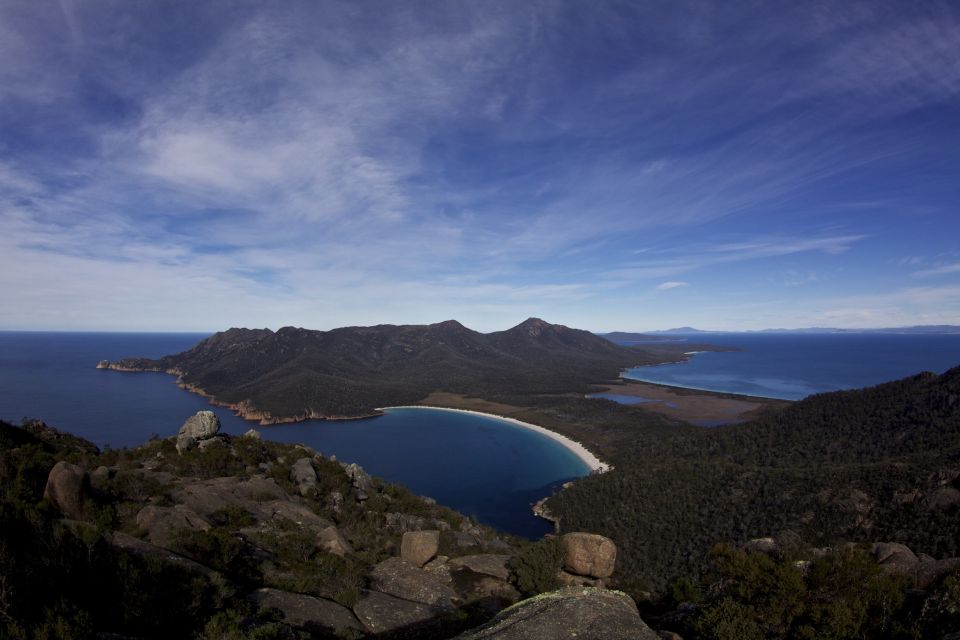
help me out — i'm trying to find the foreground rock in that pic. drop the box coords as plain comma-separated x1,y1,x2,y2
44,461,88,520
456,587,659,640
250,588,364,636
561,533,617,579
402,530,440,567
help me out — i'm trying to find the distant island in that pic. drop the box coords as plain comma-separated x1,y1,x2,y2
99,318,725,425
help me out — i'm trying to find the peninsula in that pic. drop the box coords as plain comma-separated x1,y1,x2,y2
99,318,722,425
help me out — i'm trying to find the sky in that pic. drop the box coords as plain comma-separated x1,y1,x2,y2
1,1,959,332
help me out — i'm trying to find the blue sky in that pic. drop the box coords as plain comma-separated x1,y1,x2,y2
1,1,958,332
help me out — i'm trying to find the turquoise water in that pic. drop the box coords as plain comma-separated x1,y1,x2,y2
621,333,960,400
0,332,588,537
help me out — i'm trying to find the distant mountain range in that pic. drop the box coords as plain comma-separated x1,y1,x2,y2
606,325,960,336
104,318,699,423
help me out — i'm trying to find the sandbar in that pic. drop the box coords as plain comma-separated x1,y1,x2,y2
377,405,611,474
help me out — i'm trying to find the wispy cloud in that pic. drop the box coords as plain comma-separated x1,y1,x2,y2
656,281,689,291
0,1,957,330
914,263,960,278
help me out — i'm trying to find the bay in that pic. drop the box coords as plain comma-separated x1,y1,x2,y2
0,332,589,538
622,332,960,400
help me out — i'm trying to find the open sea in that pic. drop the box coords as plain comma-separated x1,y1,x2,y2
0,332,588,538
622,332,960,400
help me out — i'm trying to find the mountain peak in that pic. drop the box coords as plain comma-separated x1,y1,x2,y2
512,317,554,336
433,319,467,330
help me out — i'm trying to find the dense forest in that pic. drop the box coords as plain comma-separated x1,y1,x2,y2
547,366,960,591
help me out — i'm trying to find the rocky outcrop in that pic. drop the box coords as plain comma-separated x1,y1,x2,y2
344,462,373,500
561,533,617,579
368,557,456,609
250,587,364,636
43,461,88,520
743,537,779,556
456,587,659,640
170,475,333,535
242,428,261,440
317,525,353,556
290,458,318,497
352,589,438,635
176,411,220,454
872,541,960,588
401,530,440,567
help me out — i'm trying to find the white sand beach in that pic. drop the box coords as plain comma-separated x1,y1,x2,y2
377,405,612,473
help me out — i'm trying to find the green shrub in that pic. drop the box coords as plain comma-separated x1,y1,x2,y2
509,537,563,596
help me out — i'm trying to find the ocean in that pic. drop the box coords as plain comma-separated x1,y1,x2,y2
621,332,960,400
0,332,587,538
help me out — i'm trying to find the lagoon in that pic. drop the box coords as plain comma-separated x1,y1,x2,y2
622,332,960,401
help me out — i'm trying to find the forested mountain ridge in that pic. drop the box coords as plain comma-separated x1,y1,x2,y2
103,318,702,422
548,365,960,590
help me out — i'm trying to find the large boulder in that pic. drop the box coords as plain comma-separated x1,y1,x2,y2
369,557,456,608
353,589,437,635
44,461,88,520
456,587,659,640
290,458,318,497
250,588,364,636
178,410,220,439
562,533,618,579
176,411,220,453
402,530,440,567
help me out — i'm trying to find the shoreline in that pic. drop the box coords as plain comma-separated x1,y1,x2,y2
376,405,612,474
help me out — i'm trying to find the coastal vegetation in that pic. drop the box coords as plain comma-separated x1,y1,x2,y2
8,319,960,638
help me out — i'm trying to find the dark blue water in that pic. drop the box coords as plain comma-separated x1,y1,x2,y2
0,332,588,538
623,333,960,400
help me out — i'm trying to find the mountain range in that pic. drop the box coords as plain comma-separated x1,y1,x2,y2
105,318,701,423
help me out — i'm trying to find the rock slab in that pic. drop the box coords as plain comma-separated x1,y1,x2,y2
562,533,618,579
251,587,364,635
456,587,659,640
353,589,437,635
369,557,456,608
